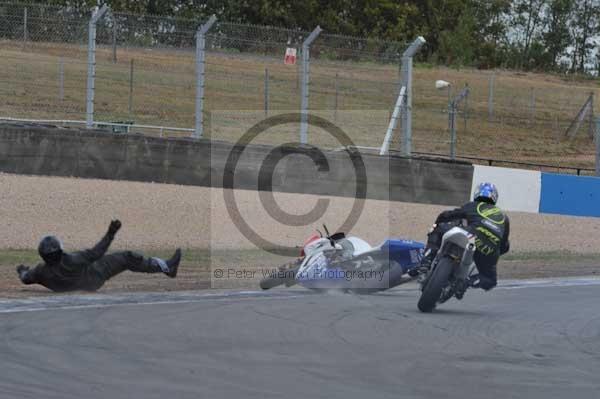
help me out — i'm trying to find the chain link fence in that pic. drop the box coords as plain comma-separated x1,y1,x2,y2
407,69,597,174
94,11,198,135
0,2,598,172
0,2,88,120
205,22,409,148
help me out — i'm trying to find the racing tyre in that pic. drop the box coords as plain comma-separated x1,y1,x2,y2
418,257,454,313
259,274,288,290
259,262,299,290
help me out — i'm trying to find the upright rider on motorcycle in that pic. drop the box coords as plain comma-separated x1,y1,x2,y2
410,182,510,293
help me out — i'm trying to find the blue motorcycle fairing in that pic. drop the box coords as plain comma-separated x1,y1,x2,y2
295,238,425,290
380,239,425,273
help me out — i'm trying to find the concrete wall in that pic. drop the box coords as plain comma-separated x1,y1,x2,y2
0,123,473,206
471,165,541,213
471,164,600,218
539,173,600,217
2,123,599,217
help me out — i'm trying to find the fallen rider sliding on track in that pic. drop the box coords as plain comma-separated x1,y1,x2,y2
16,220,181,292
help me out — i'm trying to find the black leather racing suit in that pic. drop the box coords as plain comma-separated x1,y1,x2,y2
18,230,164,292
426,200,510,290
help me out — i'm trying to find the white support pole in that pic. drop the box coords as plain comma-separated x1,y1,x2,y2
380,86,406,155
86,5,108,129
194,15,216,139
300,26,322,144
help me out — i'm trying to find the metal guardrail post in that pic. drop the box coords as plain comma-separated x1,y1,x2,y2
589,92,594,138
128,59,134,115
488,73,495,122
58,58,64,101
23,7,27,47
449,101,456,159
300,26,322,144
112,19,118,63
264,68,269,117
400,36,426,156
194,15,216,139
448,87,469,160
594,118,600,177
86,4,108,129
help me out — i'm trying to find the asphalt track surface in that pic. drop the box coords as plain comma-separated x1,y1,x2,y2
0,278,599,399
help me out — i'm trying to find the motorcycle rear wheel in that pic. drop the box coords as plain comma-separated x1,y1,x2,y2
418,257,454,313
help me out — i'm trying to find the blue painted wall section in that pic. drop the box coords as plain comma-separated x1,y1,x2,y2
539,173,600,217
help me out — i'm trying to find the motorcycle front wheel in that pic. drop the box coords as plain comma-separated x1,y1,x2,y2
259,261,299,290
418,256,455,313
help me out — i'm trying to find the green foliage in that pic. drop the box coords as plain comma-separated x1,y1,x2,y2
16,0,600,74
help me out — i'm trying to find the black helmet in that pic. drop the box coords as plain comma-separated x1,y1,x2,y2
38,235,63,263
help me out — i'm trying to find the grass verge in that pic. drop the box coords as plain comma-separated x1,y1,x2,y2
0,248,597,298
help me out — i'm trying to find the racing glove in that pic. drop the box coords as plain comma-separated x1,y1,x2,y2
16,264,29,277
108,219,122,236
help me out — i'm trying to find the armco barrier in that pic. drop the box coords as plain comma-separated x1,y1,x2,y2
0,123,473,206
539,173,600,217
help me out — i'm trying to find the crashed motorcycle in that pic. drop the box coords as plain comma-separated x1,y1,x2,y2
417,222,477,312
260,225,424,293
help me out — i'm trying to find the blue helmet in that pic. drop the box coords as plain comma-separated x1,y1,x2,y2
474,182,498,204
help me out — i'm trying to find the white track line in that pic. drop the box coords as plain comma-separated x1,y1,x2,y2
0,276,599,314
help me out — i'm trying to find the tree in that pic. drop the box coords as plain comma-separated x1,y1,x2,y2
471,0,512,68
510,0,547,69
542,0,574,70
438,5,477,65
570,0,600,73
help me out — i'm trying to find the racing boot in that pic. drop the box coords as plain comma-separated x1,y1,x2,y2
454,279,469,300
148,249,182,278
408,248,436,278
165,248,182,278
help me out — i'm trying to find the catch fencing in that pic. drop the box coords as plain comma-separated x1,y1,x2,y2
0,2,598,173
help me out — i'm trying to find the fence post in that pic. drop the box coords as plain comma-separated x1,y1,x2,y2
334,72,339,122
400,36,426,156
463,83,469,132
397,62,402,94
264,68,269,117
488,72,495,122
595,117,600,176
194,15,216,139
589,92,594,138
447,87,469,160
530,87,536,126
300,26,322,144
296,56,300,90
86,5,108,129
450,100,457,160
128,58,134,115
58,58,64,101
112,20,117,64
22,7,28,47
